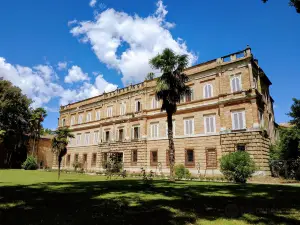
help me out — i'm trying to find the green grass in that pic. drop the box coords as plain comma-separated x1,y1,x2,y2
0,170,299,225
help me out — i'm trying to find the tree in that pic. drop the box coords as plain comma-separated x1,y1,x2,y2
0,80,32,168
41,128,54,135
149,48,190,181
51,127,74,179
30,108,47,156
288,98,300,129
262,0,300,13
145,72,155,81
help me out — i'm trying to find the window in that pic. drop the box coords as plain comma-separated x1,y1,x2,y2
206,149,217,168
131,150,138,165
95,110,101,120
181,89,194,103
203,84,213,99
78,114,83,124
151,96,159,109
259,110,264,128
150,150,158,166
135,100,141,112
118,129,124,141
91,153,97,167
231,111,246,130
66,155,71,166
83,154,87,165
237,144,246,151
61,118,66,127
185,149,195,167
86,112,92,122
132,126,140,140
107,106,113,117
165,121,175,137
204,115,216,134
93,131,99,144
120,102,126,115
184,118,194,135
105,131,110,142
166,149,170,166
231,75,242,93
70,116,75,126
150,122,159,138
74,154,79,163
84,133,90,145
76,133,81,145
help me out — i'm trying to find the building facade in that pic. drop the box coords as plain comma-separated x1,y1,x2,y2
55,47,275,176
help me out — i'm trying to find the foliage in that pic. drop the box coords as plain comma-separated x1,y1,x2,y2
51,127,74,179
288,98,300,129
149,48,190,181
21,155,38,170
145,72,155,81
263,0,300,13
72,161,83,172
0,80,32,168
40,128,53,135
277,127,300,160
270,157,300,180
220,151,256,183
175,164,191,179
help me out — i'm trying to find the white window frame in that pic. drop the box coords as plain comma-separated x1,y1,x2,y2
203,84,213,99
107,106,113,117
70,116,75,126
151,97,158,109
135,100,141,112
204,115,216,134
84,132,90,145
95,110,101,120
131,125,140,140
150,122,159,138
78,114,83,124
184,118,194,136
76,133,81,145
230,74,242,93
165,121,176,137
93,131,99,144
61,118,66,127
231,110,246,130
120,102,126,115
86,112,92,123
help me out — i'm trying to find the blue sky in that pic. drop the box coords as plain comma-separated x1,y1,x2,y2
0,0,299,129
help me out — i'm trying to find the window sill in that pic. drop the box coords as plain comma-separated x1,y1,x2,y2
185,163,195,168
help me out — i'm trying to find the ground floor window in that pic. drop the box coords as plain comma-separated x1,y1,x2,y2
185,149,195,167
91,153,97,167
150,150,158,166
131,149,138,165
74,154,79,163
206,148,217,169
236,143,246,151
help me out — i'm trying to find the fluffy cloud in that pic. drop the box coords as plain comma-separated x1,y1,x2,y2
89,0,97,7
64,65,90,83
70,0,197,85
57,61,68,70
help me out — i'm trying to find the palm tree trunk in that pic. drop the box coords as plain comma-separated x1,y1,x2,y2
167,112,175,181
58,152,61,180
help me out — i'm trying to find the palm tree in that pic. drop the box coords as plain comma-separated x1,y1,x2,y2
30,108,47,156
149,48,190,181
51,127,74,179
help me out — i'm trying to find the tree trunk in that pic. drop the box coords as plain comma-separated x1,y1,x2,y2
58,152,61,180
167,112,175,181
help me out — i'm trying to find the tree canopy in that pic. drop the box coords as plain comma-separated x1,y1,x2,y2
262,0,300,13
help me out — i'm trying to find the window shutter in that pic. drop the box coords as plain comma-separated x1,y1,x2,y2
232,78,236,92
236,77,241,91
233,113,238,130
210,117,214,132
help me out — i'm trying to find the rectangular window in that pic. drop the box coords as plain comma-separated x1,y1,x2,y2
152,96,158,109
84,133,90,145
237,144,246,151
150,150,158,166
76,133,81,145
186,88,194,102
131,149,138,165
61,118,66,127
74,154,79,163
93,131,99,144
150,122,159,138
78,114,83,124
165,121,175,136
132,126,140,140
70,116,75,126
120,103,126,115
86,112,92,122
231,110,246,130
135,100,141,112
259,110,264,128
231,75,242,93
66,154,71,166
185,149,195,167
107,106,113,117
206,149,217,169
118,129,124,141
105,131,110,142
184,118,194,135
204,115,216,134
83,154,87,165
96,110,101,120
91,153,97,167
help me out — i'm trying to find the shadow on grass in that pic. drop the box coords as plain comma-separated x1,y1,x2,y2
0,179,300,225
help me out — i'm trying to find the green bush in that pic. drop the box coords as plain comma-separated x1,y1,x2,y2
220,151,255,183
22,156,38,170
72,161,83,172
175,164,191,179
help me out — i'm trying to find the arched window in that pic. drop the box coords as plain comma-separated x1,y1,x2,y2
203,84,213,99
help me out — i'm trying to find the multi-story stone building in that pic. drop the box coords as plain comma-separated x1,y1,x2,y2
55,47,275,176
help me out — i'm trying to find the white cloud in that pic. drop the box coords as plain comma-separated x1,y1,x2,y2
57,61,68,70
70,0,197,85
64,65,90,83
89,0,97,7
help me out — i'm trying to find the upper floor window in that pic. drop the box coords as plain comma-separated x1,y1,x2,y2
150,122,159,138
86,112,92,123
165,120,175,137
93,131,99,144
231,110,246,130
95,110,101,121
107,106,113,117
61,118,66,127
76,133,81,145
151,96,159,109
180,88,194,103
70,116,75,126
132,125,140,140
120,102,126,116
204,115,216,134
84,132,90,145
203,84,213,99
78,114,83,124
184,118,194,135
259,110,264,128
135,100,141,112
231,75,242,93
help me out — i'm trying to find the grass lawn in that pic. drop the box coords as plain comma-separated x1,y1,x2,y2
0,170,299,225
